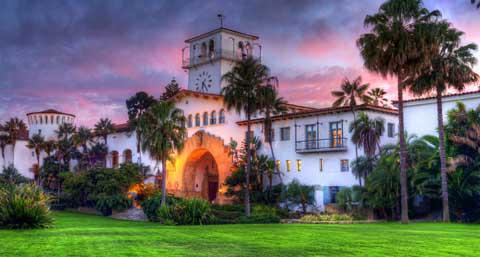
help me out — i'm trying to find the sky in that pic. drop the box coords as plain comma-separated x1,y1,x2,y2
1,0,479,126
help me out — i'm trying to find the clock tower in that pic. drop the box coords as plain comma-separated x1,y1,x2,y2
182,27,260,94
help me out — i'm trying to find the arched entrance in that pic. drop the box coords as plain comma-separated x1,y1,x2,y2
183,150,219,202
169,131,233,204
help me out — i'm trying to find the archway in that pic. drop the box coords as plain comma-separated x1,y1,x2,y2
169,130,233,204
183,150,219,202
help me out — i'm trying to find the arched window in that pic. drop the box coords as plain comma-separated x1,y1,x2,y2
219,109,225,124
238,41,245,59
45,115,48,124
111,151,119,168
208,39,215,58
201,42,207,58
34,116,38,124
210,111,217,125
56,116,60,124
62,117,65,123
123,149,132,163
50,116,54,124
39,116,43,124
245,42,252,56
203,112,208,126
187,115,193,128
195,114,201,127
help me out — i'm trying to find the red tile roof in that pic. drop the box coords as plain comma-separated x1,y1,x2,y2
236,104,398,125
26,109,75,117
393,90,480,104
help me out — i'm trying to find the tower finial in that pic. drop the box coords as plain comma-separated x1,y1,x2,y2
217,13,225,28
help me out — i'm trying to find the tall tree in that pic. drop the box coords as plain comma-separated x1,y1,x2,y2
26,133,45,184
94,118,115,145
42,140,56,157
221,56,270,216
357,0,441,223
350,112,386,157
331,76,371,159
139,101,187,206
126,91,156,163
56,123,76,141
160,79,181,100
4,117,27,165
258,85,287,183
74,126,93,169
408,21,479,222
0,124,10,168
368,88,389,106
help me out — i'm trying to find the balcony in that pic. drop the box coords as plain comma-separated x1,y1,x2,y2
182,49,259,69
295,138,348,153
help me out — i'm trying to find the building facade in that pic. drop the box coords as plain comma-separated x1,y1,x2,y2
0,27,405,210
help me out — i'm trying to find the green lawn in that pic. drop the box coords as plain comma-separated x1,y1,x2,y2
0,212,479,257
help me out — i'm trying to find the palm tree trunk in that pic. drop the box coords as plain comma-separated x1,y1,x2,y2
1,147,5,168
436,88,450,222
397,75,409,224
245,109,252,217
351,109,361,185
36,151,40,185
161,157,168,206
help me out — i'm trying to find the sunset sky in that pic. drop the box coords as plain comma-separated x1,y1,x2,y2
1,0,479,126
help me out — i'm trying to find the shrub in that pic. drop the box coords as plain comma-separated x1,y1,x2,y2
283,179,316,214
237,214,281,224
300,213,353,222
0,184,53,229
157,198,216,225
336,188,353,212
0,165,30,186
141,193,182,221
95,193,132,216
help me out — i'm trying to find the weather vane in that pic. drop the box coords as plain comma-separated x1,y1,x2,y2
217,13,225,28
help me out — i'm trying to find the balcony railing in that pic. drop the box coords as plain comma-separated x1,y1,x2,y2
182,49,259,68
295,138,348,153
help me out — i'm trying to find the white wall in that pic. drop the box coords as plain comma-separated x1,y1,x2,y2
403,93,480,137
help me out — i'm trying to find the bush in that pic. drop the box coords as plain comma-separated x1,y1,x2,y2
283,179,316,214
141,193,182,221
0,184,53,229
157,198,216,225
237,214,281,224
300,213,353,222
0,165,30,186
336,188,353,212
95,193,132,216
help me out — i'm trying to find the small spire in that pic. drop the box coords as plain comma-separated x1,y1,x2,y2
217,13,225,28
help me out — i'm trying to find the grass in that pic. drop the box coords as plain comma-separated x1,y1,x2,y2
0,212,479,257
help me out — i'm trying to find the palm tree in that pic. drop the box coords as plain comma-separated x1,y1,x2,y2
332,76,371,159
42,140,56,157
368,88,389,106
26,133,45,183
350,112,386,157
56,123,76,140
4,117,27,165
126,92,156,164
0,124,10,168
94,118,115,145
409,21,479,221
74,126,93,170
351,156,377,186
357,0,441,223
221,56,270,216
139,100,187,206
258,85,287,182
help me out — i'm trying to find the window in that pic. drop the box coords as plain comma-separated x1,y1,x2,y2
187,115,193,128
208,39,215,58
286,160,291,172
203,112,208,126
123,149,132,163
296,159,302,172
50,116,54,123
56,116,60,124
340,159,349,172
210,111,217,125
280,127,290,141
265,128,274,142
330,121,344,147
195,114,201,127
45,115,48,124
39,116,43,124
319,158,324,172
111,151,119,168
275,160,281,171
305,124,317,149
219,109,225,124
388,123,395,138
330,186,340,203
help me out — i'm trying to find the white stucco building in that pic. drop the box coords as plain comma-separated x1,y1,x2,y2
0,26,407,209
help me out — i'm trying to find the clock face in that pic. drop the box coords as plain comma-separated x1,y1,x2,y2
194,71,213,92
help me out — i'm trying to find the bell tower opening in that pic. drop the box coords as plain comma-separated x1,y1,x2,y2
183,149,219,203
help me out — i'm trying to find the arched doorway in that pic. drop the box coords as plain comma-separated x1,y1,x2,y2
170,131,233,204
183,149,219,202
